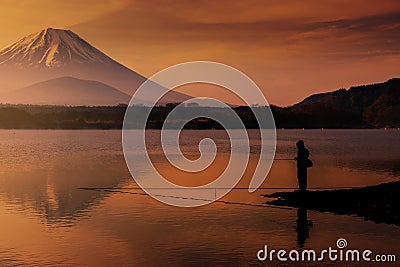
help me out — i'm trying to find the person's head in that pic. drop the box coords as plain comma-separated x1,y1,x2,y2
296,140,305,148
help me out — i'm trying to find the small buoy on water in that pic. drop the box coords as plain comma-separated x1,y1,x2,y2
321,128,324,131
302,128,305,131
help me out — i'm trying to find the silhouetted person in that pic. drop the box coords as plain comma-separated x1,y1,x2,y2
296,200,312,248
294,140,312,191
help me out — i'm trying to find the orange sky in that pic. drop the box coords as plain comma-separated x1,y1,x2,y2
0,0,399,106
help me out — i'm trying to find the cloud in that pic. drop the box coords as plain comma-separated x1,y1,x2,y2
0,0,128,48
71,2,400,47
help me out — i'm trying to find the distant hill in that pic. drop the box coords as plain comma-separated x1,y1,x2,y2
0,77,131,106
274,78,400,128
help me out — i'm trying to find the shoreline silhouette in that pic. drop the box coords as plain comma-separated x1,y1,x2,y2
0,78,399,129
264,181,400,226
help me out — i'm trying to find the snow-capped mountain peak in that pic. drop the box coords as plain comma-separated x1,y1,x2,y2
0,28,191,104
0,28,112,68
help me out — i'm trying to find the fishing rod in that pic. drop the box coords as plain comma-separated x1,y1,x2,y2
78,185,367,212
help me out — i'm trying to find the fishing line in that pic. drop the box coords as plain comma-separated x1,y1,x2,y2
79,187,295,211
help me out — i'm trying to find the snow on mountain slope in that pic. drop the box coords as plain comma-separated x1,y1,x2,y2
0,28,113,67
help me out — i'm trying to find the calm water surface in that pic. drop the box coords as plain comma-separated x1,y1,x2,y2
0,129,399,266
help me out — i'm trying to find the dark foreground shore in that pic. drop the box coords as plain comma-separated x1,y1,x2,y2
264,181,400,226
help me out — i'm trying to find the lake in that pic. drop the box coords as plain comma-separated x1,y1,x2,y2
0,129,399,266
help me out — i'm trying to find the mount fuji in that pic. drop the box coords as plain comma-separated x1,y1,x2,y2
0,28,190,105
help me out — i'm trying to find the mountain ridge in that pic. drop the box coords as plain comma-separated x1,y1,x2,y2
293,78,398,109
272,77,400,128
0,28,191,104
